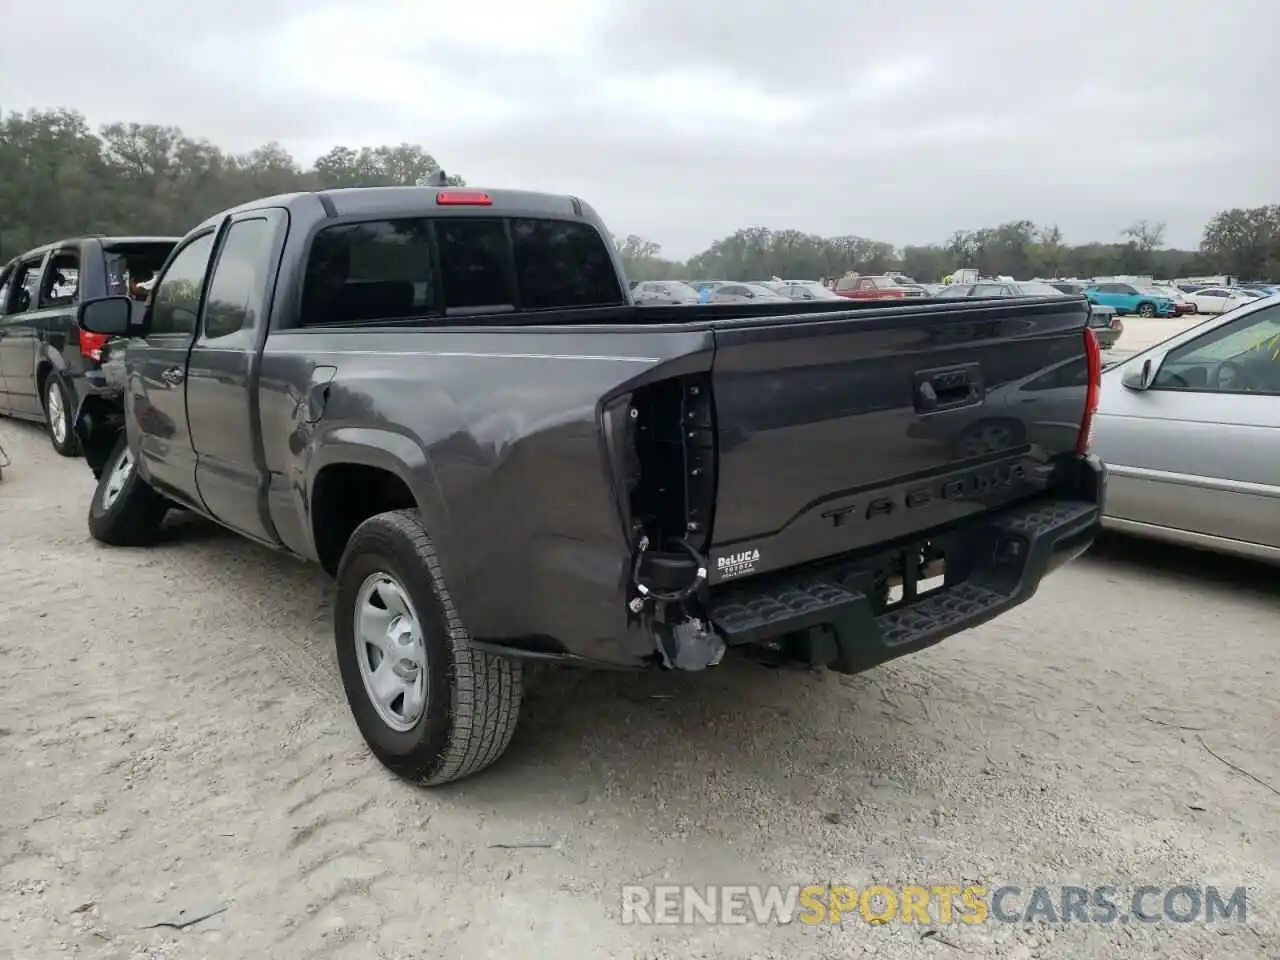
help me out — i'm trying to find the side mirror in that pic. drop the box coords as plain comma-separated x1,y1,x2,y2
1122,354,1159,391
78,296,140,336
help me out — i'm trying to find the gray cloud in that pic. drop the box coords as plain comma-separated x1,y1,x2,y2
2,0,1276,257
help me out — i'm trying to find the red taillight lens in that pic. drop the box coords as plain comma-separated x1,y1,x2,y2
1077,327,1102,454
435,190,492,206
79,327,109,362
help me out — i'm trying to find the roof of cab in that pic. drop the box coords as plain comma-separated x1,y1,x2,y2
194,185,604,234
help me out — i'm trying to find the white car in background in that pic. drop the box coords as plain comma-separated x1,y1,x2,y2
1182,287,1258,314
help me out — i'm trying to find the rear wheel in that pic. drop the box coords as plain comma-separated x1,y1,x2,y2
1137,302,1156,318
334,509,522,786
44,377,79,457
87,434,169,546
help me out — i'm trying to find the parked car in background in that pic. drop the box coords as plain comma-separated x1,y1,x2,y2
834,275,925,300
1085,282,1176,318
1092,297,1280,562
631,280,701,305
1238,282,1280,296
0,235,179,454
770,280,844,301
709,282,791,304
1182,287,1257,314
937,280,1123,349
1148,284,1197,315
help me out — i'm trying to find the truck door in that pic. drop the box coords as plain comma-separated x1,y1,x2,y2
0,252,50,417
185,210,285,544
128,230,218,504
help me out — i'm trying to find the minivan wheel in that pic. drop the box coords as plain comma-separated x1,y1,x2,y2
87,434,170,546
44,377,79,457
1137,302,1156,318
334,509,522,786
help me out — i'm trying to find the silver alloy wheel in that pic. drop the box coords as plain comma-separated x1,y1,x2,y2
354,572,428,732
101,447,134,510
47,381,67,445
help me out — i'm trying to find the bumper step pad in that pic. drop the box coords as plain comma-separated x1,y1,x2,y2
708,498,1100,673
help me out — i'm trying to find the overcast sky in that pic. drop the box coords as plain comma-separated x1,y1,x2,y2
3,0,1276,257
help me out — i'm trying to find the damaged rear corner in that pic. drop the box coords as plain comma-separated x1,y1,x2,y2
602,371,725,672
74,394,127,479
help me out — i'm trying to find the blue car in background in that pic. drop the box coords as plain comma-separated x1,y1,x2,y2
1084,281,1176,318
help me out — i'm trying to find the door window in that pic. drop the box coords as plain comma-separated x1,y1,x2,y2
4,258,45,314
203,218,274,339
149,233,216,337
1151,304,1280,395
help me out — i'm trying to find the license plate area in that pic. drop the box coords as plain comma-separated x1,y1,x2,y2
875,541,948,613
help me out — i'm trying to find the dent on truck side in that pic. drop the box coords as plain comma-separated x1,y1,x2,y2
262,326,712,666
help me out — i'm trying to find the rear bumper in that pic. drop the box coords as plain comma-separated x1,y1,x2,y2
707,455,1106,673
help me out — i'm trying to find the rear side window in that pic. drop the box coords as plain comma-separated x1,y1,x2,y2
509,218,623,310
41,251,80,306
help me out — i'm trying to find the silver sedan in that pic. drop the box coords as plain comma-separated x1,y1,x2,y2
1090,294,1280,562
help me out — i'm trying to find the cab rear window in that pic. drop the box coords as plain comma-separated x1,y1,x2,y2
300,215,624,325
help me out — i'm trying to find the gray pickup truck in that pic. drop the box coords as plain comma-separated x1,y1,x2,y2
73,185,1107,785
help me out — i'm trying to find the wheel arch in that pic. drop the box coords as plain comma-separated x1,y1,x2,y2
306,430,450,577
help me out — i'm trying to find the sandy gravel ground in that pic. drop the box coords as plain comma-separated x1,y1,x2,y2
0,417,1276,960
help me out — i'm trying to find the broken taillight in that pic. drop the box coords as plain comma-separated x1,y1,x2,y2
79,327,109,362
1077,327,1102,454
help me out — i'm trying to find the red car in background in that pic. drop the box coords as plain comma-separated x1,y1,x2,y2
834,274,925,300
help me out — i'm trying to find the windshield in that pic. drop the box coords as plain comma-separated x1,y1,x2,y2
1186,311,1280,362
870,277,900,289
1141,287,1171,297
1014,282,1068,297
742,283,782,297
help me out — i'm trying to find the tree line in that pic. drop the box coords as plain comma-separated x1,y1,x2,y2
2,108,1277,283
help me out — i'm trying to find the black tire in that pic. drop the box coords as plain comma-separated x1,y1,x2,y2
43,376,80,457
87,434,169,546
334,509,522,786
1137,302,1156,318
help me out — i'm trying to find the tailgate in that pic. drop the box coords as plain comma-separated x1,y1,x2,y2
706,298,1091,582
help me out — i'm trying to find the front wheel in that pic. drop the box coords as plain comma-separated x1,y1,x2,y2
1137,302,1156,318
88,434,170,546
334,509,522,786
44,377,79,457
